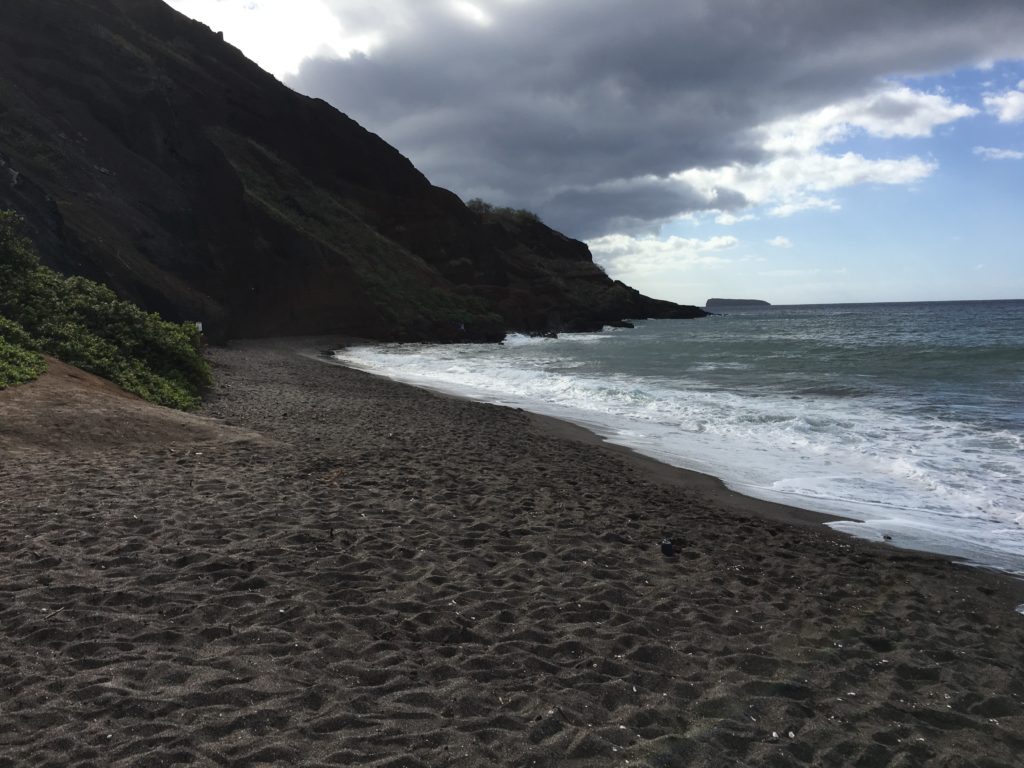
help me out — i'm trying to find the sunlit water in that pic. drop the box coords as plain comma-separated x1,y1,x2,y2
335,301,1024,576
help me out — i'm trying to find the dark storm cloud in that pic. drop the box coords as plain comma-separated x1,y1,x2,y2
288,0,1024,237
545,181,747,239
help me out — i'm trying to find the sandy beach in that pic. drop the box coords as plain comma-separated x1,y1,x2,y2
1,339,1023,767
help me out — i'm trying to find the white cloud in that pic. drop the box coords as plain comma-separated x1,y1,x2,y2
666,85,963,221
762,86,977,155
767,236,793,248
588,233,738,275
983,81,1024,123
714,212,756,225
973,145,1024,160
165,0,376,78
769,196,841,217
677,151,935,220
451,1,493,27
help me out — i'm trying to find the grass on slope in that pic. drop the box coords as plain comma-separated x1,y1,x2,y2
0,211,210,408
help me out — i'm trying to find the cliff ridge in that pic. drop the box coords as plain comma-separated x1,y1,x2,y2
0,0,705,342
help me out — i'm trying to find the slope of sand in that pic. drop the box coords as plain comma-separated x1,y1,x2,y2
1,343,1022,767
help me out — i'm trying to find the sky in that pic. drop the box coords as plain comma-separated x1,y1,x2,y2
166,0,1024,306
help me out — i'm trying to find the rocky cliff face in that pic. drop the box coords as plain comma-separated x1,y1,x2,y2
0,0,705,342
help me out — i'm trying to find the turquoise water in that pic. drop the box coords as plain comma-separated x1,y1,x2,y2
336,300,1024,575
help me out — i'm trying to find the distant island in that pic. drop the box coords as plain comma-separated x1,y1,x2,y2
705,298,771,308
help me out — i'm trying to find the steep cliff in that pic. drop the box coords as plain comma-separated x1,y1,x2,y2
0,0,705,342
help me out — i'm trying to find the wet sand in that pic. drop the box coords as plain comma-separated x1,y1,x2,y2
1,339,1022,767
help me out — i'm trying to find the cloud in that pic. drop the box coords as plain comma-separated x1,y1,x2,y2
715,212,756,225
767,236,793,248
180,0,1024,237
542,177,747,238
165,0,372,78
769,196,842,218
983,80,1024,122
451,1,493,27
677,151,936,220
760,86,977,155
973,145,1024,160
665,85,958,221
587,233,738,275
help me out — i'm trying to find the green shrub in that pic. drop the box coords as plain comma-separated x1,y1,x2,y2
0,211,210,408
466,198,495,215
467,198,541,224
0,313,37,350
0,316,45,389
0,211,39,276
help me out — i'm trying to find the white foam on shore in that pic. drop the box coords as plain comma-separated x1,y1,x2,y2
334,339,1024,576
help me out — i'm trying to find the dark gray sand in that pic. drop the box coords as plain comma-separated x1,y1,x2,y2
1,340,1023,767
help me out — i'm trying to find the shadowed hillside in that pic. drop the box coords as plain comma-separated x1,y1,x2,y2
0,0,704,342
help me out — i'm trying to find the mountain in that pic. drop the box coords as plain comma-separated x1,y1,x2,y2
0,0,705,343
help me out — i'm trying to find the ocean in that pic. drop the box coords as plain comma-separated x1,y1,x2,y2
334,300,1024,576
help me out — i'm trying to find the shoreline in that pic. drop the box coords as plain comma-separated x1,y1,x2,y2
312,343,842,527
319,340,1021,578
307,334,1024,599
3,337,1023,767
486,397,1024,590
312,336,1024,595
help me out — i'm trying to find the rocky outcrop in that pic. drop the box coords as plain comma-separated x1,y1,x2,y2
0,0,705,342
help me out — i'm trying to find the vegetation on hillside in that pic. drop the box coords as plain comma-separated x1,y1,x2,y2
466,198,542,224
0,211,210,408
208,129,505,339
0,315,45,389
